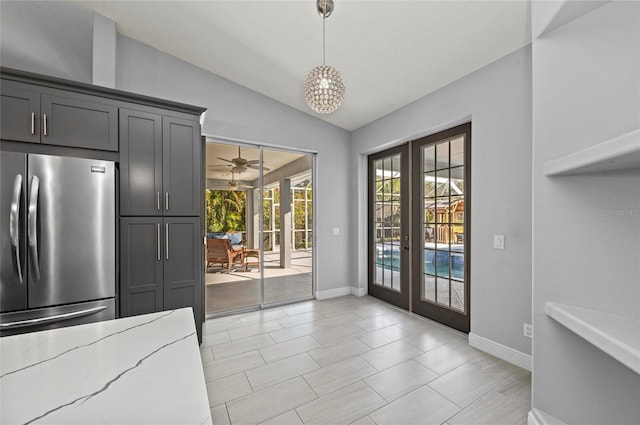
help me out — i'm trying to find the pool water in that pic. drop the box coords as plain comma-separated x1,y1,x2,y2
376,247,464,280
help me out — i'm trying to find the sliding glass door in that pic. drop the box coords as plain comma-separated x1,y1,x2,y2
204,140,314,315
261,147,314,305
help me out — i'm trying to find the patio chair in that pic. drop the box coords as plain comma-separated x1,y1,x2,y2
206,238,244,272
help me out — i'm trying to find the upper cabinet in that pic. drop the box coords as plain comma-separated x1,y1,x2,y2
120,109,201,217
1,80,118,151
0,81,40,144
162,116,201,216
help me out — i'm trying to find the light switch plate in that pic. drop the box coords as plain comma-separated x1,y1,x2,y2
493,235,505,249
333,227,340,236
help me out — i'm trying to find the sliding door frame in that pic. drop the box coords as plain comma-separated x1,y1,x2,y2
203,136,317,317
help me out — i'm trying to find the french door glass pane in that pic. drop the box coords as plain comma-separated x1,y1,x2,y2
421,136,466,312
373,153,401,292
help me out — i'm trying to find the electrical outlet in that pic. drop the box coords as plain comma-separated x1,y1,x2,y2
524,323,533,339
493,235,505,250
332,227,340,236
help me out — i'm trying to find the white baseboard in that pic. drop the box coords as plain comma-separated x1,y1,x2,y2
315,286,352,300
528,409,567,425
528,411,540,425
468,333,532,371
351,287,367,297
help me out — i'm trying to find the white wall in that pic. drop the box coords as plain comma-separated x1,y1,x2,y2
0,1,93,83
350,46,533,357
532,2,640,422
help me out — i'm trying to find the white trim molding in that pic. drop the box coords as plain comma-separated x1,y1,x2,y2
315,286,352,300
528,409,568,425
528,411,541,425
468,333,532,371
351,286,367,297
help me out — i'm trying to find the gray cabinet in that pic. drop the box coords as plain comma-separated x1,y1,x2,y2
120,218,164,316
0,81,40,144
120,110,163,216
120,217,202,338
163,116,201,216
0,80,118,151
120,109,200,216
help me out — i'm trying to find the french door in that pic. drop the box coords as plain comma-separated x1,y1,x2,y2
368,123,471,332
368,144,410,310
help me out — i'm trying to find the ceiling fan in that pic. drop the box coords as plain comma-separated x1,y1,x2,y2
217,146,270,173
227,171,254,190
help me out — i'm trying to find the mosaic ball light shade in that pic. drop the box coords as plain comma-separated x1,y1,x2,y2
304,65,345,114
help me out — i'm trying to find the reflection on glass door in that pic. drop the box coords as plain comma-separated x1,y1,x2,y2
262,147,314,305
412,123,470,332
368,144,409,310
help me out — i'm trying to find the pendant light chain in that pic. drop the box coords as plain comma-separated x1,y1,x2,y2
322,13,326,66
303,0,345,114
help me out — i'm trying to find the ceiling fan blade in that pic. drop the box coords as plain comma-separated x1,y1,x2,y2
207,164,231,168
216,157,235,164
246,164,271,171
246,160,260,164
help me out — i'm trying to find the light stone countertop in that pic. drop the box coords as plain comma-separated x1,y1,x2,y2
0,308,212,425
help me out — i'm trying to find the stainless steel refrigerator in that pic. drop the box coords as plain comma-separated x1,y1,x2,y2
1,153,116,336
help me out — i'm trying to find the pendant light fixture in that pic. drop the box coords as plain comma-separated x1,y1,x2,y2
304,0,345,114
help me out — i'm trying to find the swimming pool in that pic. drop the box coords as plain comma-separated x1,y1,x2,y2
375,244,464,279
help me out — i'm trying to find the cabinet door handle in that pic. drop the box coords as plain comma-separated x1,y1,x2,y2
165,192,169,211
157,192,161,211
165,223,169,260
43,114,48,136
31,113,36,135
156,223,161,261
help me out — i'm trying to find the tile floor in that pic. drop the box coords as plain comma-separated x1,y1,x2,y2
200,295,531,425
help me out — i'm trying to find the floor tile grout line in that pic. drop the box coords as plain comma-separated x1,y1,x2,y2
421,379,466,411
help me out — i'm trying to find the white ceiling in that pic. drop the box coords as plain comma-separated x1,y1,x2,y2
74,1,532,131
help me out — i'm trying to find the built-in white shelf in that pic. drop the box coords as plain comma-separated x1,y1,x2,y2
544,129,640,176
545,302,640,375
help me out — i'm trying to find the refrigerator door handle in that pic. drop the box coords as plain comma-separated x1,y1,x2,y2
28,175,41,281
10,174,24,284
0,306,107,330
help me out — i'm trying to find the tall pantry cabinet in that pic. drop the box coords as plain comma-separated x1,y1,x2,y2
119,108,203,340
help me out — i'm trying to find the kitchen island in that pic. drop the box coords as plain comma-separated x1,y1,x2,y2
0,308,211,425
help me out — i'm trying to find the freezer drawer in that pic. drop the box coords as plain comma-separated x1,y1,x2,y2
0,298,115,337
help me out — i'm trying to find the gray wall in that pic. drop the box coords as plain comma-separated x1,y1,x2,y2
115,36,352,293
0,1,93,83
532,1,640,423
350,46,533,356
0,1,352,294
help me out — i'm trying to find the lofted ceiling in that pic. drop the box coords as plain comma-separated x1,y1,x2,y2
74,1,532,131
